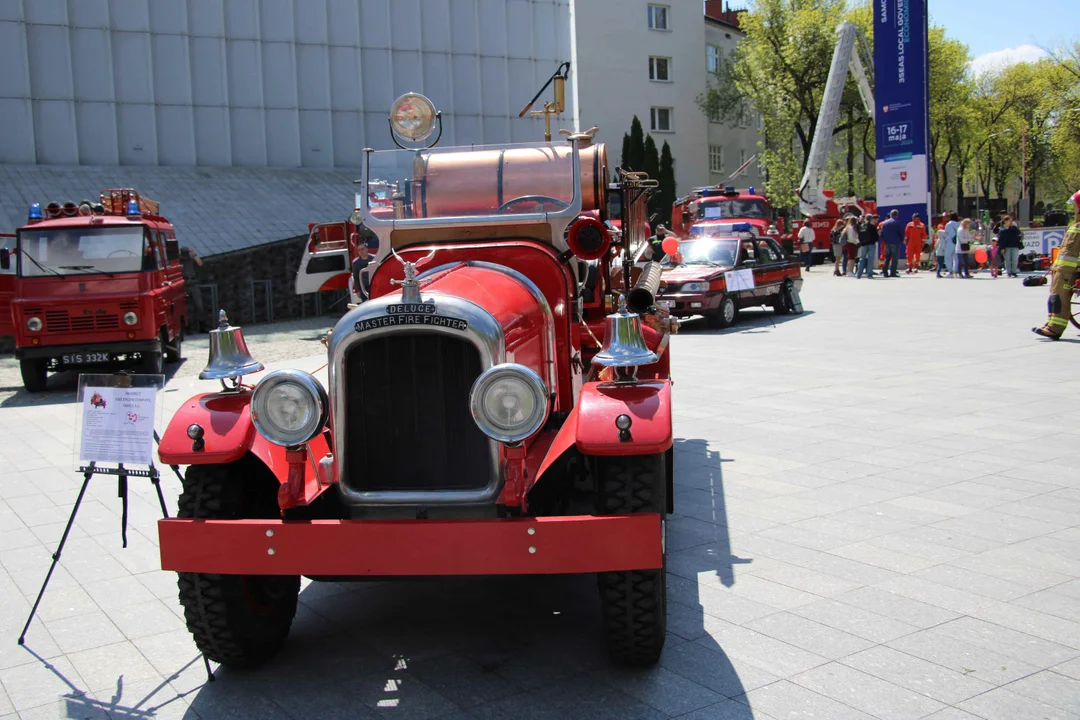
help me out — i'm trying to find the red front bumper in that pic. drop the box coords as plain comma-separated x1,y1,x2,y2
158,514,662,576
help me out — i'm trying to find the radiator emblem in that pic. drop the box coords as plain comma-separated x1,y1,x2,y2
355,309,469,333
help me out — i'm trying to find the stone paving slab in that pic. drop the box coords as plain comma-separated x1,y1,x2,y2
1,270,1078,719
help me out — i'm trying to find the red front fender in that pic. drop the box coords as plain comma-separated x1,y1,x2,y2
158,391,329,509
535,379,673,485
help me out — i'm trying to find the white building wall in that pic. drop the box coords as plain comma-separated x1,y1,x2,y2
0,0,572,167
704,19,764,190
571,0,709,197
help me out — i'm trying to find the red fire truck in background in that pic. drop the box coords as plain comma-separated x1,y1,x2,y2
1,190,186,392
671,186,776,239
780,190,877,262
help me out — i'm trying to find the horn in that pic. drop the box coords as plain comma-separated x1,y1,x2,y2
199,310,264,381
592,295,659,370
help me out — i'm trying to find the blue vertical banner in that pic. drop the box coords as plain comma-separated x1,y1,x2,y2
874,0,931,223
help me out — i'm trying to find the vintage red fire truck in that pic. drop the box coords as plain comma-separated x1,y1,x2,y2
1,191,186,392
157,91,676,668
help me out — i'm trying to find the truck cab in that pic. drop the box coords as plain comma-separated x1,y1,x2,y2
672,186,772,239
1,190,186,392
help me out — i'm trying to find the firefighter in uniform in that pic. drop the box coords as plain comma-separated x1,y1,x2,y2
1033,190,1080,340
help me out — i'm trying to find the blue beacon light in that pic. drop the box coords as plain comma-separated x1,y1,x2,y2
748,186,755,196
732,222,752,233
28,203,43,220
126,199,140,216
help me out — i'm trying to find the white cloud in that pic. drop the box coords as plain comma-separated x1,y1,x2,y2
970,45,1049,75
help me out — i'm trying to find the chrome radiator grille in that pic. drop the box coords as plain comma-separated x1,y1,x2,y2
343,334,493,493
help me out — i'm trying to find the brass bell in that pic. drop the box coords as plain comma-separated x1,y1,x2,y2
199,310,264,380
592,295,659,368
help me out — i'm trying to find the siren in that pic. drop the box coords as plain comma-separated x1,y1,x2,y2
748,186,755,195
566,216,611,261
731,222,753,233
61,201,78,217
126,199,140,216
28,203,43,221
45,202,62,218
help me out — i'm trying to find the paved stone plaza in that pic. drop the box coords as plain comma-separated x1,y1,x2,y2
1,270,1078,719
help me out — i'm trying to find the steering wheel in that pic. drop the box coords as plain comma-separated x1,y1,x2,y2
495,195,570,214
108,249,137,258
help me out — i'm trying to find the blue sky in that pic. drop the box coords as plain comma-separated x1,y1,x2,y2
928,0,1074,73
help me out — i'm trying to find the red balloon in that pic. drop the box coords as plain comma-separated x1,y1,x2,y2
661,237,680,256
974,248,988,265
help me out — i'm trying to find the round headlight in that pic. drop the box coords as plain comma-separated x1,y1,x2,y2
123,311,138,326
470,364,549,444
26,316,42,332
250,370,328,446
390,93,437,141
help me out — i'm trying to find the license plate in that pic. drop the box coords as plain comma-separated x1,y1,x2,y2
61,352,110,365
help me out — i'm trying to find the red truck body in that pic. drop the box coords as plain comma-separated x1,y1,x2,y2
3,191,186,391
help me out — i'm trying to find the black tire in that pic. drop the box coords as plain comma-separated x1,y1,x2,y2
596,453,666,667
176,461,300,668
140,336,164,375
774,281,803,315
706,295,738,329
20,358,48,393
165,329,182,364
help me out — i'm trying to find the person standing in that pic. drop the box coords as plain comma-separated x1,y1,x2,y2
830,219,845,276
856,214,879,279
997,214,1023,278
843,216,859,276
879,209,904,277
646,224,670,263
798,219,815,271
180,247,207,333
943,212,961,278
934,223,947,277
904,213,927,274
956,218,974,278
1033,191,1080,339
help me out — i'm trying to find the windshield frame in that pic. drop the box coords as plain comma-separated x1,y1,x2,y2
360,138,588,274
676,237,740,267
697,198,769,220
15,223,151,279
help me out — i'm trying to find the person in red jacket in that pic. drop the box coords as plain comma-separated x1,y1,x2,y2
904,213,927,274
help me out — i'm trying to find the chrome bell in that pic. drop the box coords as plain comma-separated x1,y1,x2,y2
199,309,265,380
592,295,659,368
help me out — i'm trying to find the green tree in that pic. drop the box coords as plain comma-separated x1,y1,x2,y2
620,133,632,172
643,134,661,217
626,116,646,172
695,0,870,208
927,27,973,213
658,141,677,226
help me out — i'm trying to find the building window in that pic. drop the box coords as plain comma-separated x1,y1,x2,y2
707,45,721,73
650,107,672,132
739,149,746,168
710,145,724,173
648,56,671,82
647,4,668,30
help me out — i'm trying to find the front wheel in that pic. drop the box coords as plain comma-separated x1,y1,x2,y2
596,453,667,667
706,295,738,329
165,330,183,364
20,358,48,393
176,461,300,668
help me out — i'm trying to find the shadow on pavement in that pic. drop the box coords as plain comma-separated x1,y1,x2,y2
24,437,758,719
678,307,816,335
0,360,187,408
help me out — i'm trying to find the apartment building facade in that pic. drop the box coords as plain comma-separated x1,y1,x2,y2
571,1,762,197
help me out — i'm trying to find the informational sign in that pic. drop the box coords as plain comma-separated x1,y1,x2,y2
704,206,724,219
78,385,158,465
724,269,755,292
1022,227,1068,256
874,0,931,223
